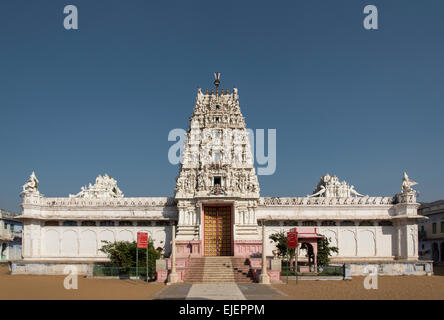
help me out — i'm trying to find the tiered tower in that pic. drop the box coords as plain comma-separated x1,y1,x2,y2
174,74,261,257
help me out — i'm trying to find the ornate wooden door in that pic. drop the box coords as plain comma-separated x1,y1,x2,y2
204,206,232,256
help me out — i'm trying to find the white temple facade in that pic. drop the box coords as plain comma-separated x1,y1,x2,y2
16,78,426,274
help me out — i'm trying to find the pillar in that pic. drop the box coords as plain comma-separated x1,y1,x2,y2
259,224,270,284
312,240,318,273
167,225,179,284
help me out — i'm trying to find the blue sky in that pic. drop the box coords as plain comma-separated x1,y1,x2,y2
1,0,443,212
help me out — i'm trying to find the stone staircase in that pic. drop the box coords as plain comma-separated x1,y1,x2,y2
183,257,254,283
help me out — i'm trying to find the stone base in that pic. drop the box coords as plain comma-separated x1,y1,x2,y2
254,269,281,283
10,261,94,276
346,260,433,276
156,258,187,282
167,271,181,284
234,240,262,257
176,240,201,258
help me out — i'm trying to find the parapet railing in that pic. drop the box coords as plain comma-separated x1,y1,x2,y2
22,196,177,208
259,196,395,206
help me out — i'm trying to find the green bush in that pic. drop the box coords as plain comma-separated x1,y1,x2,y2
99,240,160,279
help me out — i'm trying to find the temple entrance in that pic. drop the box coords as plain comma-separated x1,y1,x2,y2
203,206,232,256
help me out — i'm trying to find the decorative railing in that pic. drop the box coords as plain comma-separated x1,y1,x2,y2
22,196,177,208
259,196,395,206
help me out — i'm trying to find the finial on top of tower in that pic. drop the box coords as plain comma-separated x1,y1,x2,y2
213,72,221,90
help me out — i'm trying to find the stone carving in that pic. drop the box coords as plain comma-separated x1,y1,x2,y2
174,86,260,200
260,196,394,206
396,172,418,204
32,197,176,207
349,185,364,197
210,183,225,195
401,172,418,194
308,174,366,198
69,174,124,199
22,171,40,195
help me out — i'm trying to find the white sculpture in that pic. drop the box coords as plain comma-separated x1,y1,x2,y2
22,171,40,195
309,174,365,198
69,174,124,198
174,84,259,199
349,185,364,197
401,172,418,193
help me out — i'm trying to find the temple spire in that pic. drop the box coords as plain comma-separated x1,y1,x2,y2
213,72,221,91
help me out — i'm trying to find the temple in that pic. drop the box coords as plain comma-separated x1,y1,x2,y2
14,76,431,278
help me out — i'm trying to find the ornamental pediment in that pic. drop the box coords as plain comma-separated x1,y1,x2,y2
308,174,366,198
69,174,124,199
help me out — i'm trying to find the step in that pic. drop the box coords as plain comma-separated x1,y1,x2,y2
182,257,254,284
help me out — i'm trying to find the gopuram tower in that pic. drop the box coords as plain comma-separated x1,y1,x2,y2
174,73,261,257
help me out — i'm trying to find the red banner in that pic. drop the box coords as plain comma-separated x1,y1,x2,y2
137,232,148,248
287,231,298,248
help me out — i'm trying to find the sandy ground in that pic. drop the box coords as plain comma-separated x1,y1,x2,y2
0,266,166,300
273,266,444,300
1,265,443,300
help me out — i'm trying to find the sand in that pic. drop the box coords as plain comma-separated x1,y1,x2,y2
0,265,166,300
273,266,444,300
1,265,443,300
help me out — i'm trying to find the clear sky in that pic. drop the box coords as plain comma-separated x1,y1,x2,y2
1,0,443,212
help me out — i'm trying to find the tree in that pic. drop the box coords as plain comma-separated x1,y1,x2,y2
312,236,339,267
269,231,297,270
99,240,160,279
269,231,294,258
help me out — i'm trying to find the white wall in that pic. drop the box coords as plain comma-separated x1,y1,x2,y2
264,225,395,259
36,225,172,259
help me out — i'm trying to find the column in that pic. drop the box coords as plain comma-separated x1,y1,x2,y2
167,225,179,284
259,224,270,284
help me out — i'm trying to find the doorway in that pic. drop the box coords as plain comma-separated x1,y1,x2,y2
203,206,232,256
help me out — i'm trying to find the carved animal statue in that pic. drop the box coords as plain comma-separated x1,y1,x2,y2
349,185,365,197
22,171,39,193
308,185,326,198
402,172,418,193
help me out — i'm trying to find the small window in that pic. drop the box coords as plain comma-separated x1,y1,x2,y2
432,223,437,234
359,221,374,226
379,221,393,227
215,105,220,110
4,223,7,229
341,221,355,226
321,221,336,226
137,221,150,226
156,221,170,226
100,221,115,227
81,221,96,226
302,221,316,226
441,221,444,233
44,221,59,226
213,176,221,186
421,225,425,232
215,117,220,123
119,221,133,226
62,221,77,226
